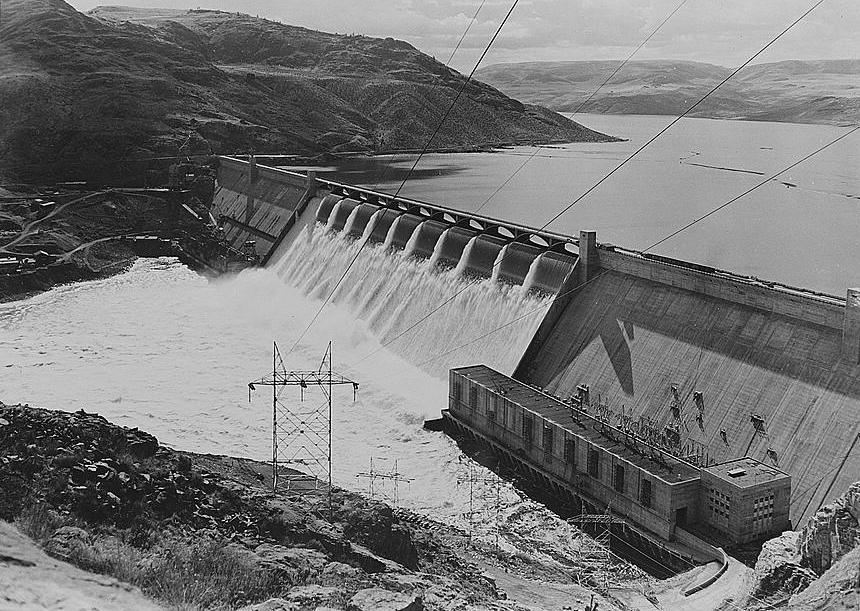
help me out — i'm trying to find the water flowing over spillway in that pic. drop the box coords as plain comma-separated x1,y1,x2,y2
0,256,602,567
272,220,553,378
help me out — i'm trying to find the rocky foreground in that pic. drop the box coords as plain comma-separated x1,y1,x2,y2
0,404,619,611
747,483,860,610
2,402,857,610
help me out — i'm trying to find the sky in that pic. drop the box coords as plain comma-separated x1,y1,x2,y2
66,0,860,72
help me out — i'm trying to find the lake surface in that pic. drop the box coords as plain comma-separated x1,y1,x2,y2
314,113,860,296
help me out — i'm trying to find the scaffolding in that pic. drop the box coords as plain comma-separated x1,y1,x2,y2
248,341,358,513
355,457,413,507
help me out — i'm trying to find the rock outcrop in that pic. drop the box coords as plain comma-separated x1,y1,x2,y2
787,545,860,610
0,403,559,610
750,482,860,608
798,483,860,574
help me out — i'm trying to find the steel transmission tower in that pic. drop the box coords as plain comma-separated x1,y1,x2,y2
248,341,358,512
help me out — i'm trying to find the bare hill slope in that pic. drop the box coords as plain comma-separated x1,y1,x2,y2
0,1,613,184
475,59,860,125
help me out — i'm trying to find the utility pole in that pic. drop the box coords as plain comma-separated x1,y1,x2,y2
457,457,503,549
356,457,413,507
568,505,622,594
248,341,359,518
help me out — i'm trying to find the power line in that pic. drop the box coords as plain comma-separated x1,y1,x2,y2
367,0,489,191
390,0,520,202
471,0,691,216
285,0,521,357
539,0,827,230
404,123,856,371
645,125,858,253
263,3,494,348
445,0,488,68
347,0,829,367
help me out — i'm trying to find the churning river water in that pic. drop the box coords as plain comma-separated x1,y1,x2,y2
1,113,858,561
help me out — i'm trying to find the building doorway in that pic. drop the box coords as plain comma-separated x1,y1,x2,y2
675,507,688,527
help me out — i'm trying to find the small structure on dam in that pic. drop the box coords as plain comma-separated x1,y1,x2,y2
444,365,791,556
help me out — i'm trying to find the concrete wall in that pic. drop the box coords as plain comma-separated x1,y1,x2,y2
515,266,860,525
449,370,700,541
701,471,791,544
213,157,316,261
599,249,844,330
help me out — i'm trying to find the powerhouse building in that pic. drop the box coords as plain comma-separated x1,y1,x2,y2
446,365,791,549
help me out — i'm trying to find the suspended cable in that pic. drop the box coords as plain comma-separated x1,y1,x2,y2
348,0,828,367
471,0,690,216
284,0,521,357
368,0,488,190
540,0,826,230
446,0,488,68
407,123,855,371
390,0,520,201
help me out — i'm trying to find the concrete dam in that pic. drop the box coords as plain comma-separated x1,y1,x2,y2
212,156,859,538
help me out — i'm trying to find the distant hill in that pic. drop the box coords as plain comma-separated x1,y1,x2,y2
475,59,860,125
0,1,614,184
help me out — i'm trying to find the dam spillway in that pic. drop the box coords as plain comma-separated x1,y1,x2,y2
212,156,860,529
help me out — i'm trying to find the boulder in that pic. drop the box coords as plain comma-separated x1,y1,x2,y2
347,588,423,611
123,428,158,458
44,526,90,559
751,530,819,599
322,561,360,578
237,598,299,611
255,543,329,572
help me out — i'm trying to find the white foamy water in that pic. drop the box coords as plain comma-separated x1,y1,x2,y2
274,223,550,378
0,240,581,553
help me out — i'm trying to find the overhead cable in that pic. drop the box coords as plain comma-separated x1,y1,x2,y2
285,0,522,357
348,0,829,367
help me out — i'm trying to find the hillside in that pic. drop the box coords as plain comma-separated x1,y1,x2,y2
0,1,614,185
0,403,624,611
475,59,860,125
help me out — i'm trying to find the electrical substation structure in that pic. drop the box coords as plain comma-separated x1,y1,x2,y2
248,341,359,512
355,457,414,507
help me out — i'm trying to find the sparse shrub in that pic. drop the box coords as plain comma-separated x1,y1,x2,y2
258,511,289,542
115,452,138,474
23,519,293,611
138,538,287,609
64,534,143,583
15,503,66,544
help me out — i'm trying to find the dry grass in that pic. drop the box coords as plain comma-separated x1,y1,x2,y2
15,503,65,544
16,503,294,610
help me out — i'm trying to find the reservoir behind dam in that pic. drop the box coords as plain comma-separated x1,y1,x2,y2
319,113,859,296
